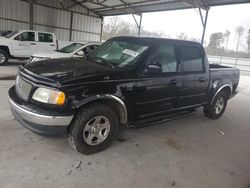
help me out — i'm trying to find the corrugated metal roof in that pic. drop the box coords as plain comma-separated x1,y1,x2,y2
70,0,250,16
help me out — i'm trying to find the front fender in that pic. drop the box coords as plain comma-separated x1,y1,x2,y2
74,94,128,124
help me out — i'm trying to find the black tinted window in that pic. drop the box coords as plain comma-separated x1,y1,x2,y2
180,46,203,72
83,46,93,54
15,32,35,41
38,33,53,42
150,44,177,73
90,45,98,50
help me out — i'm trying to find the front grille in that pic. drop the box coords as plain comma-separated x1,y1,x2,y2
15,75,32,101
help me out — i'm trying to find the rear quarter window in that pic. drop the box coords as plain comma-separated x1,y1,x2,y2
38,33,53,42
180,45,204,72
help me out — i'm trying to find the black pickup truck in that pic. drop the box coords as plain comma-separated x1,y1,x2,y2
9,36,240,154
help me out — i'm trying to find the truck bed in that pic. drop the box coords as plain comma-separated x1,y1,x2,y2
209,63,240,92
209,63,233,69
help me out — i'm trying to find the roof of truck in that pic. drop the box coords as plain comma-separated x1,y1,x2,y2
18,30,55,35
110,36,203,47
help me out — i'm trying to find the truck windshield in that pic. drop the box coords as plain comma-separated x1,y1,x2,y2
4,31,18,38
87,39,150,68
57,43,84,53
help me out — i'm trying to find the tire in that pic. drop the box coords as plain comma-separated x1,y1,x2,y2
67,103,120,154
203,91,228,119
0,49,9,65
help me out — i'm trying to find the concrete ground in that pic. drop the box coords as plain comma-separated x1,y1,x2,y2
0,61,250,188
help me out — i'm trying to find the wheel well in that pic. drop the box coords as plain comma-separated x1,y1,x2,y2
0,46,10,56
210,85,232,104
78,99,127,126
220,86,231,99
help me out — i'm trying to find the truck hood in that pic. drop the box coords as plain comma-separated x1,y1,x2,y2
0,36,11,44
23,57,114,84
32,50,72,59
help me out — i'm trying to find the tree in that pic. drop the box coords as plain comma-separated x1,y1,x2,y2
247,29,250,54
102,17,119,40
102,17,138,40
235,26,245,55
141,29,166,38
223,30,230,51
177,32,188,40
102,16,167,40
208,32,224,49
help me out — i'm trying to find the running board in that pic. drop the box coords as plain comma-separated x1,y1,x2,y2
129,109,196,128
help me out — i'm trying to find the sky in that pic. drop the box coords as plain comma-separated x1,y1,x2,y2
111,4,250,51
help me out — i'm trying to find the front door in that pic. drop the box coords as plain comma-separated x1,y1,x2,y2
124,42,182,121
12,31,36,57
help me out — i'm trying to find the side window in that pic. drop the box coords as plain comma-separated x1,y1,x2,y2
90,45,98,51
180,46,204,72
150,44,177,73
15,32,35,41
83,46,93,54
38,33,53,42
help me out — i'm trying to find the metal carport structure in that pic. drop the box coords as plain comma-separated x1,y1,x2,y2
67,0,250,44
1,0,249,43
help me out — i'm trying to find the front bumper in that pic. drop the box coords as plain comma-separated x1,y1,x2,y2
9,96,74,136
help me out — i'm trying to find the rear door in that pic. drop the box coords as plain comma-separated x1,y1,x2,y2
177,44,209,108
36,32,56,51
12,31,36,57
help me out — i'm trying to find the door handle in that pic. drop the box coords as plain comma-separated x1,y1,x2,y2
30,43,36,45
199,77,206,82
50,44,56,46
169,79,178,85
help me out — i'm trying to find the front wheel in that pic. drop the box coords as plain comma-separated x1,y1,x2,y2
203,91,228,119
67,103,120,154
0,50,9,65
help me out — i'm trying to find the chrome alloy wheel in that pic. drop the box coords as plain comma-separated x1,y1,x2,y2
83,116,111,145
0,53,5,64
214,96,224,114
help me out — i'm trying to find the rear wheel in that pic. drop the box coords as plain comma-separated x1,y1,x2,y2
203,91,228,119
0,50,8,65
67,103,120,154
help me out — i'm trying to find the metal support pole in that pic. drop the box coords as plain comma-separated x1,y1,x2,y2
100,16,104,42
132,14,142,36
201,9,209,45
29,2,33,30
69,11,73,41
138,14,142,36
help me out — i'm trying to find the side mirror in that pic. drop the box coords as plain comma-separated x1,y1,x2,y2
76,50,85,56
145,64,162,74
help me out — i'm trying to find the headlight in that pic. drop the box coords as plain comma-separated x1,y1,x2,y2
32,88,65,105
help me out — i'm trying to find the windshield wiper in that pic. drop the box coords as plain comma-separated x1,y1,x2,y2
87,56,114,68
